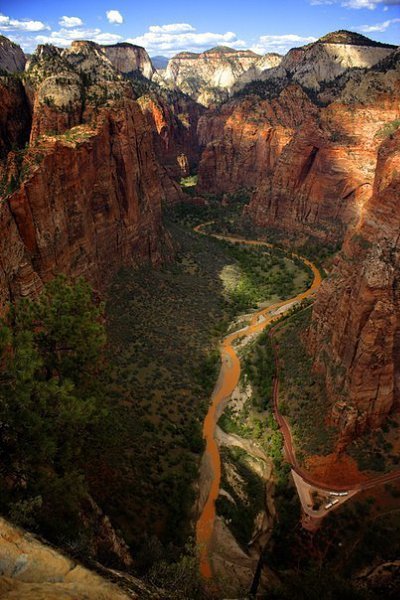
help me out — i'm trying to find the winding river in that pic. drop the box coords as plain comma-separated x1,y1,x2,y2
194,223,322,579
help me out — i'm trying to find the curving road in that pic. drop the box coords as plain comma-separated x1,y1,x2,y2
194,223,400,580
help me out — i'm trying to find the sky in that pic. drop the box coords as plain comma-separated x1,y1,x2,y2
0,0,399,57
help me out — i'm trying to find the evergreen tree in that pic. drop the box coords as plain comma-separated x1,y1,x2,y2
0,275,107,536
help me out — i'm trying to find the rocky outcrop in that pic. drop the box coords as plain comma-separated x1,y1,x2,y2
0,78,31,165
0,35,25,72
246,102,394,242
233,53,282,90
25,41,130,142
1,101,174,310
0,517,162,599
308,128,400,441
138,92,204,178
101,42,155,80
0,39,180,309
164,46,262,106
197,85,318,195
196,45,399,243
260,30,395,91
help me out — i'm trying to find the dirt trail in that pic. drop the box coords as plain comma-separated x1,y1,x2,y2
194,223,321,579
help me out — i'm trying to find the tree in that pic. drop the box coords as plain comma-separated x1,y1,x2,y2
0,275,107,537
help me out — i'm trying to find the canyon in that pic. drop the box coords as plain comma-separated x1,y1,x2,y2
0,25,399,599
0,40,183,310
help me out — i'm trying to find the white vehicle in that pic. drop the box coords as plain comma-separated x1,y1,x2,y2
324,499,339,510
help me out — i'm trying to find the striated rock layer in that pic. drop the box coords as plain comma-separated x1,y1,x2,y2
197,85,317,196
0,516,162,599
0,39,180,309
309,128,400,441
164,46,262,106
198,47,400,243
257,30,395,91
138,91,205,179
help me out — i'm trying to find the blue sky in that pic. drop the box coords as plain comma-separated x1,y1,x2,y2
1,0,399,56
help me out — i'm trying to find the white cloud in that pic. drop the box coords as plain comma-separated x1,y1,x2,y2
310,0,400,8
36,27,123,47
59,16,83,28
149,23,196,33
342,0,378,6
356,16,400,30
0,13,49,32
251,34,317,55
126,24,247,56
106,10,123,25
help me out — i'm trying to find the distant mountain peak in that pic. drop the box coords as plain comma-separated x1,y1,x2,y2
316,30,396,48
203,46,260,56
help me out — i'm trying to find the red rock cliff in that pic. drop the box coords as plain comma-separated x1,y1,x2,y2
138,92,204,181
0,99,176,311
197,85,317,195
308,128,400,441
246,93,399,242
197,50,399,243
0,40,179,309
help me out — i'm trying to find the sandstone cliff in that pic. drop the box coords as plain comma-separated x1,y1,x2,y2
260,30,395,91
138,91,205,179
197,45,399,243
233,53,282,90
0,78,31,165
197,85,317,195
0,517,161,599
308,128,400,442
0,35,25,72
0,39,179,309
164,46,262,106
101,42,156,80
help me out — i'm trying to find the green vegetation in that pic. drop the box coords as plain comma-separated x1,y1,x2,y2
166,189,252,228
0,276,109,543
180,174,198,187
104,219,310,554
103,226,225,549
275,307,337,458
268,493,400,599
347,415,400,473
168,192,339,276
375,118,400,139
216,447,265,548
242,329,275,411
219,240,312,309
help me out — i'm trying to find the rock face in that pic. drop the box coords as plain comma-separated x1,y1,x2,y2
138,91,205,179
233,53,282,90
0,78,31,165
260,30,395,91
0,35,25,72
308,128,400,442
0,38,179,309
164,46,262,106
198,46,400,243
101,42,155,80
0,516,158,599
197,85,317,195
